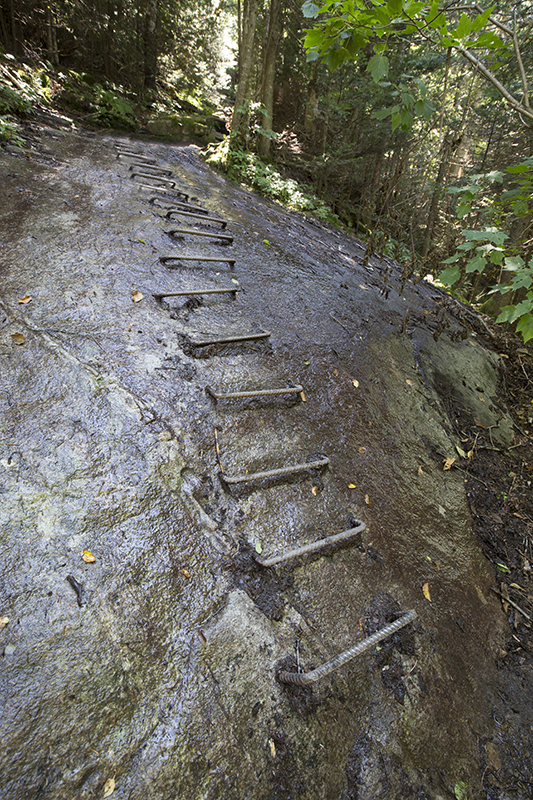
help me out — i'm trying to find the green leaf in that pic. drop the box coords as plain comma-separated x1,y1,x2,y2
439,266,461,286
456,12,472,38
366,54,389,83
372,104,400,120
515,314,533,343
306,49,320,62
503,256,525,271
346,32,366,56
302,1,320,18
327,47,349,70
387,0,403,15
507,163,530,174
414,98,434,119
255,542,263,554
496,563,510,574
465,255,486,273
471,4,493,32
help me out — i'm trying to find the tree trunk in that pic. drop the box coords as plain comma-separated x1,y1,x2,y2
258,0,282,159
304,62,319,136
144,0,158,92
46,5,59,64
421,136,452,258
231,0,259,141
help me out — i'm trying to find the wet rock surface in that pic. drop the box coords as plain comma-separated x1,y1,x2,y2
0,123,532,799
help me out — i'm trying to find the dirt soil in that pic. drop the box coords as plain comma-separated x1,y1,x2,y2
1,114,533,800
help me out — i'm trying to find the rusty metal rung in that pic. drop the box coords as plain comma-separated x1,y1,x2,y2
221,456,329,486
185,329,271,347
167,228,233,243
160,255,235,268
254,521,366,567
131,172,176,187
167,209,226,227
117,153,157,164
129,164,173,177
148,191,190,203
206,384,302,401
153,288,238,299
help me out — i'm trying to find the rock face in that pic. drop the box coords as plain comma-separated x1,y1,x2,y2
0,128,511,800
146,113,226,142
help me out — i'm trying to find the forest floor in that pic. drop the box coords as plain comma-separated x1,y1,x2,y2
1,112,533,800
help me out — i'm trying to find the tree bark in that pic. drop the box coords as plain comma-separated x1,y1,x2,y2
231,0,259,141
144,0,158,92
258,0,282,159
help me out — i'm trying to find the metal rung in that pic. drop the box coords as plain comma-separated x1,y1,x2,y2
167,228,233,243
278,610,417,685
147,190,190,202
185,329,271,347
153,288,238,299
160,255,235,268
117,153,157,164
129,164,173,177
131,173,176,187
167,209,226,227
206,384,302,402
254,521,366,567
221,456,329,486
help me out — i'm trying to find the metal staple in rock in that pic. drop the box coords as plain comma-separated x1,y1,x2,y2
186,329,271,347
220,456,329,486
254,520,366,567
166,209,227,227
129,164,173,177
167,227,234,243
131,172,177,188
153,288,239,300
206,384,302,402
160,255,236,269
278,609,417,685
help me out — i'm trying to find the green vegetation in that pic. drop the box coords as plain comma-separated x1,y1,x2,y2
1,0,532,340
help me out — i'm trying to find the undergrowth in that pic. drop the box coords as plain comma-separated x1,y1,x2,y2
204,137,341,226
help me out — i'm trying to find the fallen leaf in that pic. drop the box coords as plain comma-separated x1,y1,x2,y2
443,457,455,470
231,278,239,285
364,494,369,505
406,379,413,386
262,239,270,246
255,542,263,554
303,359,310,366
438,505,446,516
334,369,339,376
300,391,307,402
497,563,511,574
180,569,190,578
311,486,318,495
500,582,510,613
455,445,467,458
136,238,146,244
485,742,502,772
132,291,143,302
510,582,525,591
82,550,96,563
418,466,423,475
348,483,356,489
422,582,431,602
103,777,115,798
0,616,9,628
11,333,26,345
358,446,366,454
18,295,32,304
269,738,276,757
352,379,359,388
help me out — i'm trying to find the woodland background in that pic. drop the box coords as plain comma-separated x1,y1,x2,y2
1,0,532,340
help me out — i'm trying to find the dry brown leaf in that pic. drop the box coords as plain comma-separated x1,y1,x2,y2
358,446,366,454
132,290,143,303
443,457,455,471
348,483,356,489
18,295,32,304
0,616,9,628
364,494,370,505
300,391,307,402
500,582,510,614
311,486,318,496
352,379,359,388
103,777,115,798
334,369,339,376
82,550,96,563
269,738,276,758
422,582,431,602
406,379,414,386
11,333,26,345
418,465,423,475
180,569,191,578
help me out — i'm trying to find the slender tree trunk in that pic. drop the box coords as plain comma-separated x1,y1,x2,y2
144,0,158,91
304,62,318,136
421,136,452,258
46,5,59,64
231,0,259,141
258,0,282,159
